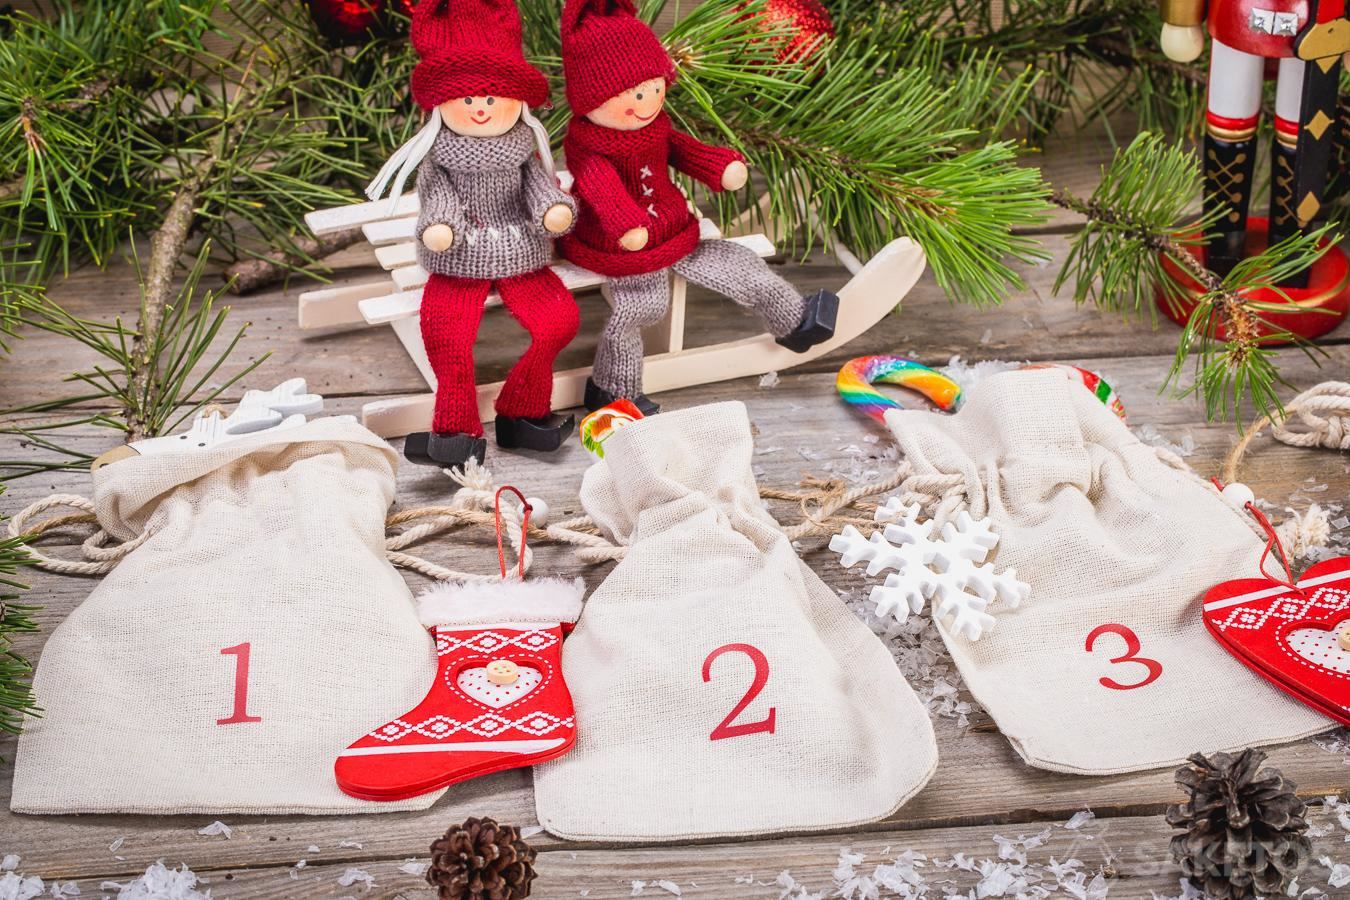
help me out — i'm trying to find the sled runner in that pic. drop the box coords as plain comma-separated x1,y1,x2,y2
299,183,926,438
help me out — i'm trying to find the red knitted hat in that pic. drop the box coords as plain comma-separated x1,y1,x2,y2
409,0,550,110
560,0,677,116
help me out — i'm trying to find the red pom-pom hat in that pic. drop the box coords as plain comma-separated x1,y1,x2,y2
560,0,677,116
410,0,550,110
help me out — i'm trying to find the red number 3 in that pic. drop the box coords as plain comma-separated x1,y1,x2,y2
1085,624,1163,691
702,643,776,741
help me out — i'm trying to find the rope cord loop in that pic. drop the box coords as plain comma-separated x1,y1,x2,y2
1223,381,1350,485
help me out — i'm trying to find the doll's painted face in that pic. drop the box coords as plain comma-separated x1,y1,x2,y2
585,77,667,131
439,96,523,137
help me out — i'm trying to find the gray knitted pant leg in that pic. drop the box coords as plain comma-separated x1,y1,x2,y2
592,270,670,397
672,239,805,338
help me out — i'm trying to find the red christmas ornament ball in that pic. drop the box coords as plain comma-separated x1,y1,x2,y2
755,0,835,63
306,0,415,46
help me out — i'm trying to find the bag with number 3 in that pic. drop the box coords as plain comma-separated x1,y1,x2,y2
11,415,443,814
885,368,1331,774
533,402,938,841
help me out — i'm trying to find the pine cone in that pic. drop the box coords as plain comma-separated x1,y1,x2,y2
1166,748,1311,900
426,817,538,900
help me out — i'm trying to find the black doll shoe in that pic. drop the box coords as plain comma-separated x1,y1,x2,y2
584,378,660,417
403,431,488,469
776,289,840,353
495,413,577,452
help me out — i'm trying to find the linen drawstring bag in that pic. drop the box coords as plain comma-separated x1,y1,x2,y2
533,401,938,841
883,368,1332,775
11,417,445,814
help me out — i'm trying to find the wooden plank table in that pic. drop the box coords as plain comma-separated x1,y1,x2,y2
2,134,1349,899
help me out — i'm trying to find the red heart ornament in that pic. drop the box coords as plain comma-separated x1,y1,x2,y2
1202,556,1350,725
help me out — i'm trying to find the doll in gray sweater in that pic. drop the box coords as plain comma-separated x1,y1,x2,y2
366,0,579,470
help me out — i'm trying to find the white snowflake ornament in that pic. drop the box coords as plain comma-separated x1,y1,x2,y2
831,500,1031,641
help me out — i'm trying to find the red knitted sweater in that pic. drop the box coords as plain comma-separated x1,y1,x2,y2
559,112,743,277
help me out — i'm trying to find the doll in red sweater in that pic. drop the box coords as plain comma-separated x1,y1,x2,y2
559,0,839,415
366,0,580,469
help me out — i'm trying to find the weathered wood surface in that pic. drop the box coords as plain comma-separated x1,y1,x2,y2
2,135,1349,897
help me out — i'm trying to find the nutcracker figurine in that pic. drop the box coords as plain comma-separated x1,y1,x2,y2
1158,0,1350,339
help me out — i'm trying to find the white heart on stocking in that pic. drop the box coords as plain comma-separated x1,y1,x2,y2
1285,626,1350,675
456,664,543,708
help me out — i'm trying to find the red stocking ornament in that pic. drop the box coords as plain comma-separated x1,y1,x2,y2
335,489,583,801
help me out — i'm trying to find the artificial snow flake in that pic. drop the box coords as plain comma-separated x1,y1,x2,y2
759,371,781,389
397,860,428,877
337,839,364,850
305,845,320,854
1064,810,1096,830
1318,856,1350,888
830,502,1029,640
0,858,17,873
103,862,209,900
195,822,231,839
630,880,645,896
0,872,45,900
654,881,682,896
48,881,80,898
337,868,375,890
108,839,125,854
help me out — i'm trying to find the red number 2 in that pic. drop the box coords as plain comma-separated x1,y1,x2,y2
216,642,262,725
702,643,776,741
1085,624,1163,691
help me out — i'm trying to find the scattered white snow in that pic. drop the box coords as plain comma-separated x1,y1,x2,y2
337,868,375,890
195,822,231,840
102,862,209,900
397,860,428,877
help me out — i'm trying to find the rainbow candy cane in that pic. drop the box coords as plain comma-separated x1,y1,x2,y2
835,356,963,424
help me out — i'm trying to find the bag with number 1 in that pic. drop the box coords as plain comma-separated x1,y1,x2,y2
11,416,444,814
533,402,938,842
884,368,1331,774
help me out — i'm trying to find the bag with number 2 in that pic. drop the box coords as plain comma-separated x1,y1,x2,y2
534,402,938,841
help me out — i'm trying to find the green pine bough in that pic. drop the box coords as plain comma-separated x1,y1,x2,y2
0,0,1345,484
1053,133,1337,423
0,488,39,741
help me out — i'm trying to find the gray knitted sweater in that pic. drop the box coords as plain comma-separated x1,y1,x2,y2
415,121,575,281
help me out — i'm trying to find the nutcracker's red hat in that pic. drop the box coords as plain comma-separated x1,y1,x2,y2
560,0,677,116
410,0,550,110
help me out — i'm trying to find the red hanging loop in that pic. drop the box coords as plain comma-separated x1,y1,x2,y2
494,486,532,580
1211,478,1298,591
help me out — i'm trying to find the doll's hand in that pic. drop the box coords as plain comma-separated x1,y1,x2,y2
721,160,749,192
543,203,574,234
422,224,455,253
1160,24,1204,63
620,226,650,252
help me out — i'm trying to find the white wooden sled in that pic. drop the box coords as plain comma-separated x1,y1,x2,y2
299,180,927,438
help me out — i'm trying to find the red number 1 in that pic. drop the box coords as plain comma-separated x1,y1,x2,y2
1085,624,1163,691
216,642,262,725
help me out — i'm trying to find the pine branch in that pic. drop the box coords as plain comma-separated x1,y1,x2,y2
1052,133,1335,422
0,487,39,743
222,227,365,295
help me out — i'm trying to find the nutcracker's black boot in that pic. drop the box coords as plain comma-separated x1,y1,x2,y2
495,413,576,453
584,378,660,417
776,289,839,353
403,431,488,469
1268,131,1310,289
1203,128,1257,278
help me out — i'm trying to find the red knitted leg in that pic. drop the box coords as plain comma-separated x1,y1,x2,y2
420,274,490,436
493,268,579,419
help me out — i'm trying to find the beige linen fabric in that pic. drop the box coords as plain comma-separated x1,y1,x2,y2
11,417,444,814
534,401,938,841
885,370,1332,775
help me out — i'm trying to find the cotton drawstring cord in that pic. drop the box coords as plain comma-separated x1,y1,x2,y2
1222,381,1350,486
9,461,922,579
5,495,150,576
